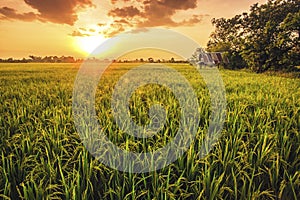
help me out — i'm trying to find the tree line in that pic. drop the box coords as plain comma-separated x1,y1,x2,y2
116,57,187,63
0,56,187,64
0,55,82,63
207,0,299,73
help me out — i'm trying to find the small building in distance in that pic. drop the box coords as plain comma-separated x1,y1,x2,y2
188,48,228,67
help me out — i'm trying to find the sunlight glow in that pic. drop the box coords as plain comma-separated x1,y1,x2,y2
76,35,108,55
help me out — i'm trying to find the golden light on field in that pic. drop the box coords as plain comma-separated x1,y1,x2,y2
75,35,108,55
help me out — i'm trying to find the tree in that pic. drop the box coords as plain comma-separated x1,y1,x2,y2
207,15,247,69
277,10,300,71
207,0,300,72
148,57,154,63
29,55,42,62
241,0,299,72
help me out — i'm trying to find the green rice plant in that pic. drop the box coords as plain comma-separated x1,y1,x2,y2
0,63,299,199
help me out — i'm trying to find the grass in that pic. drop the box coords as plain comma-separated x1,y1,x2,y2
0,63,299,199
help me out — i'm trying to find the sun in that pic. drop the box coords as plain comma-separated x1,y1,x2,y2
75,35,107,55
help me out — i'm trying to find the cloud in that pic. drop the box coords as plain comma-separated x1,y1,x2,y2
69,30,91,37
97,23,106,27
79,27,87,31
114,19,132,25
25,0,94,25
157,0,197,10
110,0,131,4
97,0,204,38
99,19,137,38
0,7,38,21
101,23,125,38
99,24,149,38
179,14,208,26
108,6,141,18
0,0,94,25
129,27,149,34
70,27,99,37
107,0,204,28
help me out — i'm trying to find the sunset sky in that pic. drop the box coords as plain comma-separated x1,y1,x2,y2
0,0,267,59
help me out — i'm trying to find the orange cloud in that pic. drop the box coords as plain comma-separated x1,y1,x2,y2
0,0,94,25
70,30,91,37
157,0,197,10
129,27,149,34
101,23,125,38
97,23,106,27
107,0,205,28
96,0,206,38
0,7,38,21
110,0,133,4
108,6,141,18
114,19,132,25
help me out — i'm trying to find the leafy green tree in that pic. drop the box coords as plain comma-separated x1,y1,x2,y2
277,10,300,71
207,15,248,69
241,0,299,72
207,0,300,72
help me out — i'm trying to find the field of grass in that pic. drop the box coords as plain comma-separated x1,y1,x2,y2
0,63,299,199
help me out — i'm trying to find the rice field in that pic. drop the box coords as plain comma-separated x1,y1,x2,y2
0,63,299,199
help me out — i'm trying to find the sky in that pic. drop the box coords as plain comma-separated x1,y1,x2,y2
0,0,267,59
